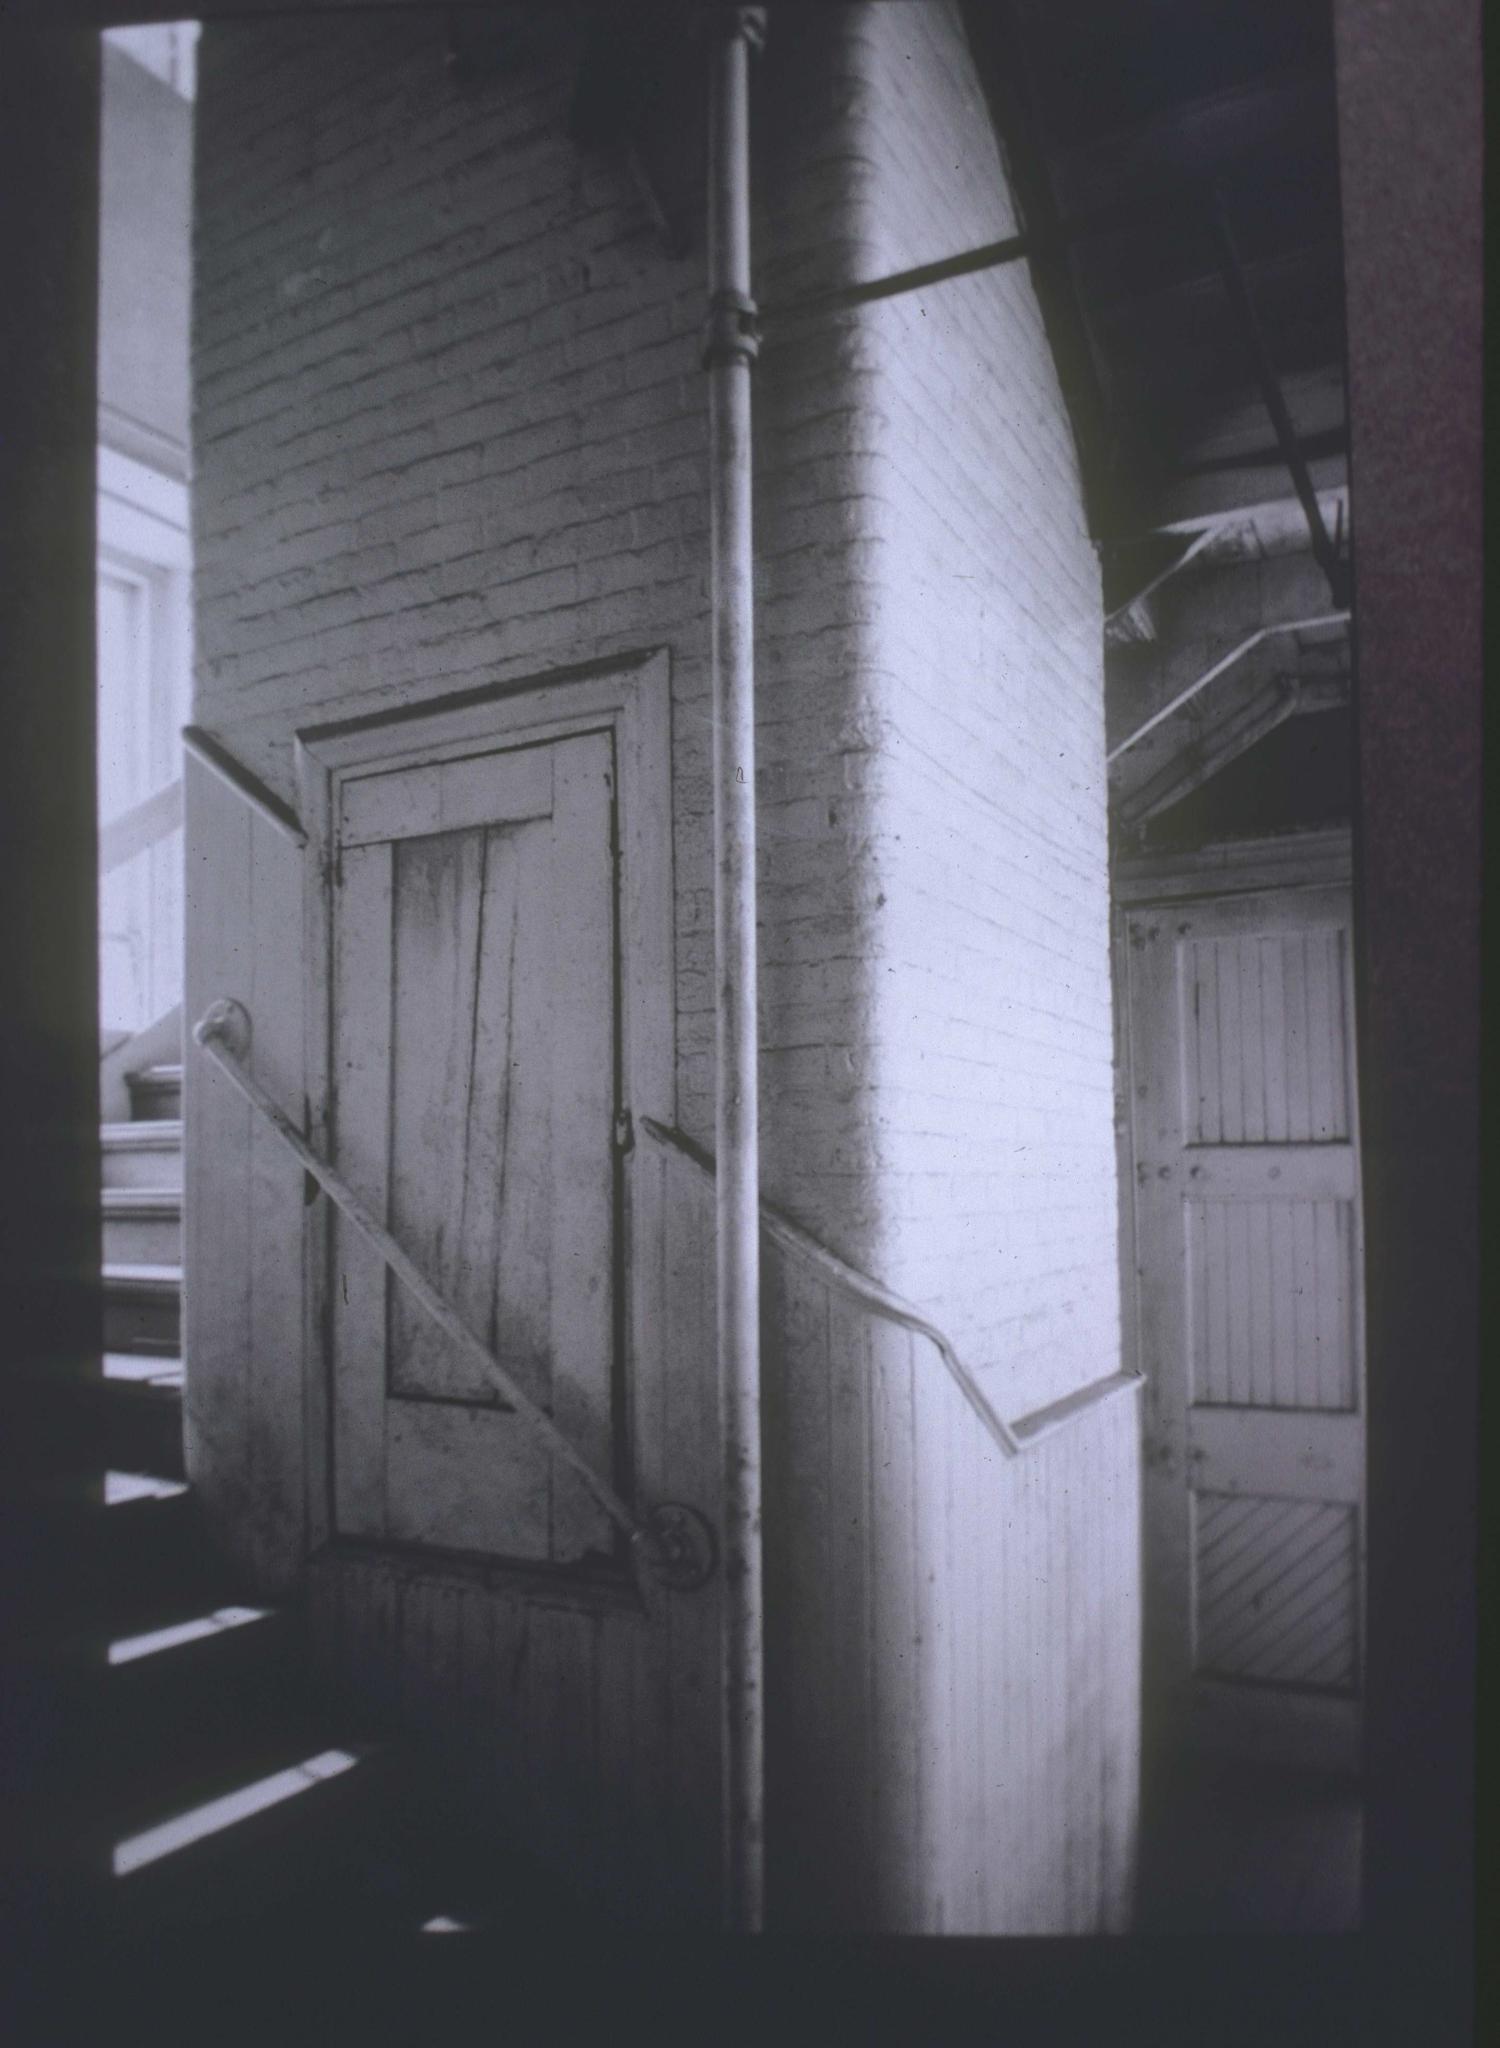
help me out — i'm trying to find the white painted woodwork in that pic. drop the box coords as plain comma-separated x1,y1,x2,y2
305,1115,725,1929
1122,878,1364,1770
760,1210,1141,1934
1114,826,1352,905
303,1121,1140,1934
325,733,616,1564
189,644,1140,1928
182,748,310,1590
288,658,725,1923
300,673,669,1570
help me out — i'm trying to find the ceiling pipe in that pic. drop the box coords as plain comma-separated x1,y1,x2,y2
703,2,766,1938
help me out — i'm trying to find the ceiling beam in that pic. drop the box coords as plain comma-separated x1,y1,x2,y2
1208,185,1349,604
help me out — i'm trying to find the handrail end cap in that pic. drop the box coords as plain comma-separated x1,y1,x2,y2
195,997,252,1057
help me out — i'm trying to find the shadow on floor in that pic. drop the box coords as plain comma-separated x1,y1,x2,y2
1133,1752,1363,1933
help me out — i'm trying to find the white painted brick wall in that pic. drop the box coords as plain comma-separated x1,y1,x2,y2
193,9,891,1263
839,2,1120,1418
192,3,1134,1935
194,1,1118,1420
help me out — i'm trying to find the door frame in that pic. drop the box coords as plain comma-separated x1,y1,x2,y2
1112,826,1362,1770
293,650,675,1572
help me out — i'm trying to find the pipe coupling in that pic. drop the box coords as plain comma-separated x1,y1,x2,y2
702,7,767,50
703,287,761,370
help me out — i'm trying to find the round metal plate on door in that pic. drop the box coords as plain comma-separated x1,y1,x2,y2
639,1502,718,1591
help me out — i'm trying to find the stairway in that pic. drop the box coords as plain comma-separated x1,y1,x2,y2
100,1062,185,1477
3,1061,585,1944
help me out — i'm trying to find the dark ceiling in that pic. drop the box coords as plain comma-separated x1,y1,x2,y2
95,0,1349,583
531,1,1352,576
962,0,1347,562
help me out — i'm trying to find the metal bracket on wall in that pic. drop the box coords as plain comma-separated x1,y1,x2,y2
639,1503,718,1593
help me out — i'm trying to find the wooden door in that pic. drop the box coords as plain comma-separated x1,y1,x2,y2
1124,883,1364,1769
328,730,619,1566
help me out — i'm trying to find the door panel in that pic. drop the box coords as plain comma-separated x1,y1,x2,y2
1185,1189,1357,1410
329,731,618,1566
1180,924,1352,1145
1192,1493,1359,1689
386,821,553,1409
1127,883,1364,1768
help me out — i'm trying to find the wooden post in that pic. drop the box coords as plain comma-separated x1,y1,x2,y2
1334,0,1480,2011
704,3,766,1936
0,23,101,1875
0,26,102,1430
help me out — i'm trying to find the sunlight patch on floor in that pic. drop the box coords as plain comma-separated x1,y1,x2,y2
112,1749,362,1876
108,1605,271,1665
105,1470,188,1505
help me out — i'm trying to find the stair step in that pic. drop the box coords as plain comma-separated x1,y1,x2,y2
22,1465,186,1511
105,1601,278,1673
102,1355,187,1479
101,1262,182,1295
103,1351,184,1394
100,1119,182,1191
354,1760,603,1937
101,1189,181,1220
11,1358,184,1482
17,1470,228,1615
103,1263,180,1353
105,1469,186,1504
101,1188,181,1267
103,1739,400,1925
15,1604,302,1820
126,1064,182,1123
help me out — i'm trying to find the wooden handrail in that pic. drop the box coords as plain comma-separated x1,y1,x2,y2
99,778,183,875
639,1117,1141,1455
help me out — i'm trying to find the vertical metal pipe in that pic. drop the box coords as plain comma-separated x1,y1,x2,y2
703,4,765,1936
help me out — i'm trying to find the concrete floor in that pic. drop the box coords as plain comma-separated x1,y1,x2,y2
1132,1754,1363,1934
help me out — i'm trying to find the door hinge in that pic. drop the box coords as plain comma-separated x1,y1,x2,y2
613,1108,635,1155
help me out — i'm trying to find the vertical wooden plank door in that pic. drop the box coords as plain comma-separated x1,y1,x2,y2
1126,884,1364,1770
329,730,619,1567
